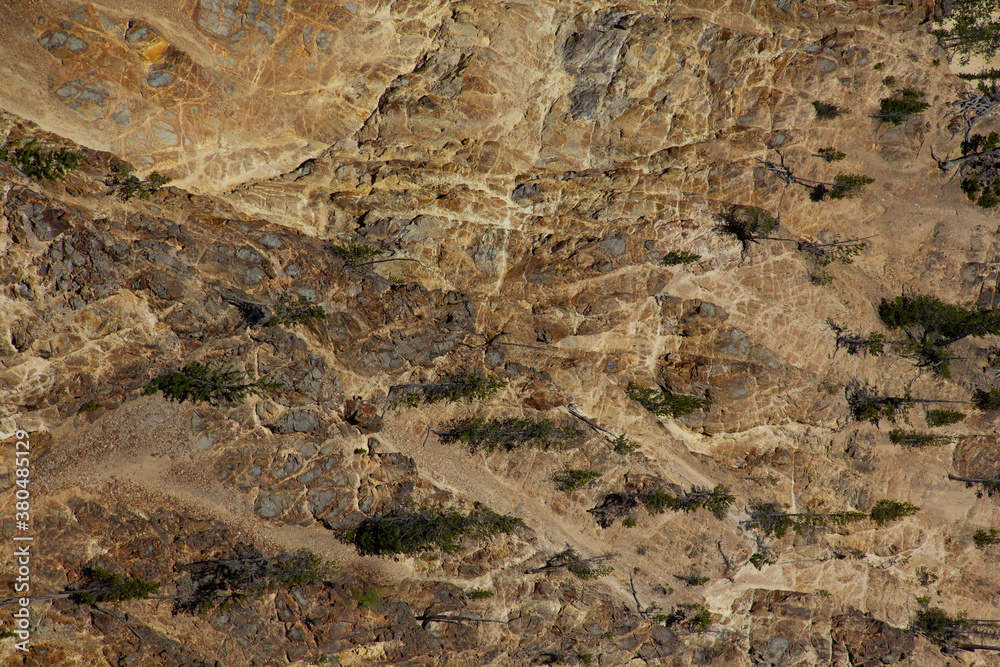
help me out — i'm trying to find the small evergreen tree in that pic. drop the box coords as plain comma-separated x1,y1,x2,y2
145,362,282,405
439,417,582,453
69,567,160,606
813,101,847,119
553,468,602,492
933,0,1000,65
329,242,384,266
973,387,1000,410
846,381,914,426
869,499,920,526
874,88,930,125
888,429,950,447
626,382,711,418
348,506,521,556
925,409,966,427
662,250,701,266
828,319,886,357
814,147,846,162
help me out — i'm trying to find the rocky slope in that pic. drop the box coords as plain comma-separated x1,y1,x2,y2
2,0,1000,665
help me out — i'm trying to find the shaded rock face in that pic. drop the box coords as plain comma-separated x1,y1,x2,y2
5,0,1000,665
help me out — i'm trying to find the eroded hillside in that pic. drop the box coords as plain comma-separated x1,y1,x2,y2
2,0,1000,665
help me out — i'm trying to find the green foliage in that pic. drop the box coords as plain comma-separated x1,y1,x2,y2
675,573,710,586
467,588,494,599
882,76,897,87
974,528,1000,548
553,468,602,492
913,606,964,646
869,499,920,526
746,502,873,538
828,173,875,199
107,163,169,200
622,516,637,527
978,188,1000,209
353,587,382,609
662,250,701,266
329,241,384,266
873,62,885,71
612,433,640,454
350,506,521,556
749,552,775,569
70,567,160,606
0,139,83,181
879,293,1000,352
177,549,330,614
925,409,965,427
430,371,507,403
962,177,981,199
545,548,614,580
973,387,1000,410
959,67,1000,81
812,101,846,119
663,604,711,632
888,429,949,447
933,0,1000,65
717,205,779,249
626,381,711,418
442,417,581,453
800,238,867,266
876,88,929,125
145,361,282,405
916,566,939,586
77,400,104,414
265,293,326,327
815,147,846,162
640,485,734,520
846,382,913,426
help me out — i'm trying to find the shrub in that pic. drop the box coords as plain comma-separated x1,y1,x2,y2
330,242,383,266
974,528,1000,549
265,293,326,327
0,138,83,180
352,588,382,609
612,433,640,454
627,381,711,418
107,163,169,200
813,101,846,119
350,506,521,556
145,361,282,405
973,387,1000,411
534,548,614,579
882,76,897,87
554,468,601,492
662,250,701,266
78,400,104,414
925,409,965,427
467,588,494,599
